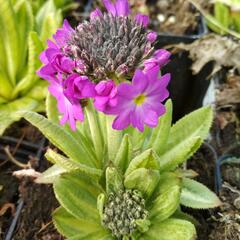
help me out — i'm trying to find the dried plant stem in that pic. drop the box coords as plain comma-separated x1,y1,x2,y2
4,146,28,168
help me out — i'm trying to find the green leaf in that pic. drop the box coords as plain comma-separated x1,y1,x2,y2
147,99,172,155
106,115,123,161
180,178,222,209
35,164,66,184
135,219,151,233
97,193,105,222
25,80,48,100
114,134,132,173
54,172,102,221
14,0,34,77
0,0,19,85
149,185,180,222
125,149,159,177
45,149,102,179
150,172,181,202
36,0,58,33
214,2,230,29
142,218,196,240
158,106,213,171
125,127,149,152
106,167,123,194
68,232,114,240
53,207,107,239
21,111,97,167
85,102,104,162
46,93,59,124
0,97,38,135
172,209,199,226
124,168,160,199
189,0,240,39
232,12,240,32
0,26,8,82
14,31,43,95
0,71,13,100
40,11,62,44
0,96,7,104
45,95,99,167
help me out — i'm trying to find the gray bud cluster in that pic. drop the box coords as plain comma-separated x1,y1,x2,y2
102,189,148,239
67,14,153,82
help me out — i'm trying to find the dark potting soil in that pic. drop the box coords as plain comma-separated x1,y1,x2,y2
0,162,19,239
186,143,216,240
0,120,62,239
186,122,240,239
13,173,62,240
91,0,200,35
3,119,43,145
187,71,240,239
0,119,42,239
10,143,62,239
147,0,200,35
208,184,240,240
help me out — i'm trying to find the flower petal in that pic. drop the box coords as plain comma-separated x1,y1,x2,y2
135,13,149,28
132,69,148,93
118,82,137,99
90,8,103,20
103,0,116,16
145,65,160,84
148,73,171,98
144,101,166,116
147,31,157,43
112,109,132,130
116,0,131,16
143,109,159,128
130,107,145,132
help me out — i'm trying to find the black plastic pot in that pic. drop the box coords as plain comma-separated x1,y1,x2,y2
0,137,46,240
155,16,213,121
215,145,240,195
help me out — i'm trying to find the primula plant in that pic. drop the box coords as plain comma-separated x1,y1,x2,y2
0,0,67,135
20,0,221,239
22,102,221,240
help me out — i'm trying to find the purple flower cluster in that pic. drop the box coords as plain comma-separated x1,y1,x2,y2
37,0,171,132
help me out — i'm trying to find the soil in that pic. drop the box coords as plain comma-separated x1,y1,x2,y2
13,159,62,240
0,162,19,239
92,0,200,35
186,143,216,240
187,70,240,240
147,0,200,35
209,184,240,240
0,120,62,239
67,0,91,26
0,119,42,239
3,120,43,145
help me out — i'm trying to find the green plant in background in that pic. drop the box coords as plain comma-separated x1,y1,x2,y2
30,0,79,14
0,0,75,135
208,0,240,34
19,99,221,240
189,0,240,38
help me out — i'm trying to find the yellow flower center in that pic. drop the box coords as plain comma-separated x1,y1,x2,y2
134,94,146,105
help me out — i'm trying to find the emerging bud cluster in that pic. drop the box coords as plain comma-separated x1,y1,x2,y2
103,189,148,238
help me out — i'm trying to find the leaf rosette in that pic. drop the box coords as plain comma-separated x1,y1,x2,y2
21,100,221,240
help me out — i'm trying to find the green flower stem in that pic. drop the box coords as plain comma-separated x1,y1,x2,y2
86,101,104,166
106,116,122,161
